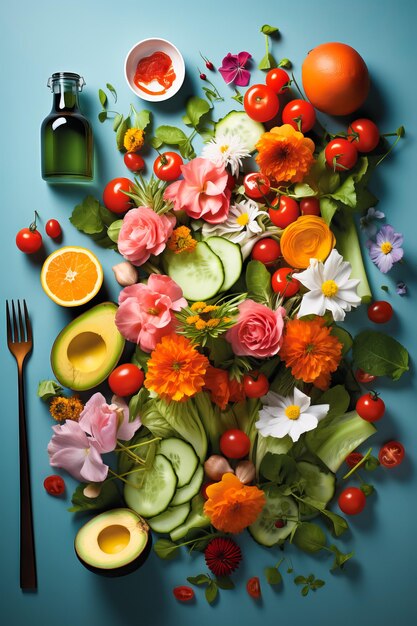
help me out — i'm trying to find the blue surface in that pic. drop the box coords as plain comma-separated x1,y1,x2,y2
1,0,416,624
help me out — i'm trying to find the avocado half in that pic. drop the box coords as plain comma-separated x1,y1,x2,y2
51,302,125,391
74,508,152,577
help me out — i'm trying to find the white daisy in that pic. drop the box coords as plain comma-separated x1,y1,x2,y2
202,132,251,176
256,388,329,443
293,249,361,322
202,199,267,243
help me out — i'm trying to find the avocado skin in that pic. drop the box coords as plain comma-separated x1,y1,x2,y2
74,532,152,578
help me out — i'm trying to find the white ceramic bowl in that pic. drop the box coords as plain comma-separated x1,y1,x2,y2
124,38,185,102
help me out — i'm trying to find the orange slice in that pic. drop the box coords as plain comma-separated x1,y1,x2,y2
40,246,104,307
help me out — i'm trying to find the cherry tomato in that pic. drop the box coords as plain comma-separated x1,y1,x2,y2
348,119,380,153
378,441,405,468
338,487,366,515
243,371,269,398
173,586,195,602
325,138,358,172
108,364,145,396
282,99,316,133
265,68,290,94
43,475,65,496
271,267,300,297
124,152,145,173
269,195,300,228
355,368,377,384
246,576,261,599
300,197,321,216
16,227,43,254
220,429,251,459
103,177,134,214
45,219,62,239
345,452,364,468
153,151,183,181
367,301,393,324
251,238,281,265
244,84,280,122
243,172,271,199
356,392,385,422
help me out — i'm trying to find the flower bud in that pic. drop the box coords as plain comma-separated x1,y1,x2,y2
112,261,138,287
235,460,256,484
204,455,234,481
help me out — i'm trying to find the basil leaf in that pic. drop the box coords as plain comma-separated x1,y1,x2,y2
133,107,151,131
70,196,104,234
264,567,282,585
185,96,211,128
155,125,188,146
153,539,179,560
352,330,409,380
260,24,279,35
187,574,210,586
215,576,235,590
260,453,299,484
321,509,349,537
98,111,107,123
106,83,117,102
37,380,63,401
246,260,273,305
329,544,354,570
330,326,353,356
98,89,107,107
205,581,218,604
292,522,326,553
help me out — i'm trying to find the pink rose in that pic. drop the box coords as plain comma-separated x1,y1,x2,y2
118,206,175,266
115,274,187,352
225,299,286,358
164,157,231,224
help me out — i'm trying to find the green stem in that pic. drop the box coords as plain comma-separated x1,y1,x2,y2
375,130,404,167
290,72,305,99
342,447,372,479
107,466,147,486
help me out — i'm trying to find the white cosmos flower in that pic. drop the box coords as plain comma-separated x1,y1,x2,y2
293,249,361,322
256,388,329,443
202,132,251,176
202,199,267,243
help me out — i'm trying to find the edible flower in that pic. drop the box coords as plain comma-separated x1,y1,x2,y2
118,206,175,266
204,365,245,410
279,215,336,269
366,224,404,273
202,131,251,176
49,396,84,422
226,299,286,358
218,51,252,86
255,124,315,183
202,199,267,244
167,226,197,254
359,207,385,237
396,281,407,296
204,537,242,577
123,127,145,152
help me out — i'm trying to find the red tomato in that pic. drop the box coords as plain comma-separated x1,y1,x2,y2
124,152,145,173
269,195,300,228
16,227,43,254
378,441,405,468
282,99,316,133
355,368,377,384
265,68,290,94
153,151,183,181
338,487,366,515
244,84,280,122
243,172,271,200
345,452,364,468
108,364,145,396
367,301,393,324
325,138,358,172
356,392,385,422
348,118,380,153
271,267,300,297
246,576,261,599
103,177,134,214
173,586,195,602
43,475,65,496
300,197,321,216
220,429,251,459
243,371,269,398
251,238,281,265
45,219,62,239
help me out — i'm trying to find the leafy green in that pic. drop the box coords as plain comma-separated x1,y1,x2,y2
132,107,151,131
246,260,273,305
106,83,117,101
292,522,326,553
69,196,120,250
317,384,350,420
184,96,211,128
330,326,353,356
231,89,244,105
98,111,107,123
264,566,283,585
113,113,123,131
98,89,107,107
192,392,236,452
321,509,349,537
153,538,179,560
329,544,354,571
37,380,63,401
352,331,409,380
116,116,130,150
107,220,122,243
154,125,188,146
260,24,279,34
68,480,121,513
254,432,292,477
320,197,339,225
260,453,299,484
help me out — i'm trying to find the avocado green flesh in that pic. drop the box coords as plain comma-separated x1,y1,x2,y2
51,302,125,391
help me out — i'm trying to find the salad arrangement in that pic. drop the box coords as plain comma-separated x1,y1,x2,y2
33,28,410,602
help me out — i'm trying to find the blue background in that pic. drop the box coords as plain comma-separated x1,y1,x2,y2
1,0,416,624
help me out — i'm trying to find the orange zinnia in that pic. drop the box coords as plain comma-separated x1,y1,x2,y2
144,334,209,402
279,317,343,390
204,473,266,533
255,124,315,183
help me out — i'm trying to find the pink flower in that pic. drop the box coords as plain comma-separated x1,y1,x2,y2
111,395,142,441
225,299,286,358
118,206,175,266
47,420,109,483
115,274,187,352
164,157,231,224
219,52,252,86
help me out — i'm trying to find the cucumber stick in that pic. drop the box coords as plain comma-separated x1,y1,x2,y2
215,111,265,153
124,454,177,518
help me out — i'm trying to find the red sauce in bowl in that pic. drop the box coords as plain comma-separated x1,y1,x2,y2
134,51,176,95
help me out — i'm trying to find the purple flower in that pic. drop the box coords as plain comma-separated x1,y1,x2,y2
360,207,385,237
396,281,407,296
219,51,252,86
366,224,404,273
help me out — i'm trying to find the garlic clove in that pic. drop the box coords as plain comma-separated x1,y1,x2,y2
204,455,234,481
112,261,138,287
235,460,256,484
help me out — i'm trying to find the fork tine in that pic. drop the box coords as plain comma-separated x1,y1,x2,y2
23,300,32,343
6,300,12,342
11,300,19,343
17,301,25,342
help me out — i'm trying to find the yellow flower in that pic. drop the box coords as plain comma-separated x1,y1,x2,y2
167,226,197,254
255,124,315,183
49,396,84,422
123,127,145,152
279,215,336,268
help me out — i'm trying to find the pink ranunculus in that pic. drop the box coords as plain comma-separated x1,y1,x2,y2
118,206,175,266
115,273,187,352
78,392,119,453
225,299,286,358
163,157,231,224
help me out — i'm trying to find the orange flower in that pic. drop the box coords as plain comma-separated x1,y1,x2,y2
144,334,209,402
255,124,315,183
279,317,343,390
228,377,246,403
167,226,197,254
279,215,336,268
204,473,266,533
204,365,230,410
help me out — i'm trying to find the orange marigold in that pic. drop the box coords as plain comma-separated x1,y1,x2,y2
255,124,315,183
279,317,343,390
167,226,197,254
204,473,266,533
204,365,230,410
144,334,209,402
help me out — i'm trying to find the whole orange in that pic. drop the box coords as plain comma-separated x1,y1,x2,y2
301,42,370,116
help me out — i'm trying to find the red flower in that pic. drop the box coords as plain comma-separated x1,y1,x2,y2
204,537,242,577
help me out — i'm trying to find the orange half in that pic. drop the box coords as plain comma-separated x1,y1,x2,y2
40,246,104,307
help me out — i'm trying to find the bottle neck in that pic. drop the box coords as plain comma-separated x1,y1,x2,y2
50,79,81,112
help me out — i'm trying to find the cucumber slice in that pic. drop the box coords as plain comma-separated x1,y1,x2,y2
147,503,191,534
162,241,224,301
159,438,198,488
124,454,177,518
215,111,265,153
297,461,336,518
205,237,243,291
249,485,298,547
171,464,204,506
170,495,210,541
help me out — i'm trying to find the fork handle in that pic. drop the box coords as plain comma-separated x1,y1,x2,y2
18,366,37,590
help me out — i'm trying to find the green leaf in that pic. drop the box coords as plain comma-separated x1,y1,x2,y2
329,544,354,571
129,388,149,421
365,455,380,471
361,483,374,496
215,576,235,590
68,480,121,513
330,175,357,208
205,581,218,604
320,197,340,225
133,107,151,131
155,125,188,146
278,58,292,69
185,96,211,128
150,136,163,149
311,579,325,589
99,203,119,228
37,380,63,401
318,384,350,420
178,137,196,160
153,539,179,560
320,509,349,537
352,330,409,380
70,196,105,235
107,220,123,243
113,113,123,132
260,453,299,484
292,522,326,553
301,586,310,596
330,326,353,356
246,260,273,305
106,83,117,102
131,346,150,372
260,24,279,34
254,430,293,477
187,574,210,586
258,52,277,71
231,90,244,105
98,89,107,107
294,575,307,585
264,567,282,585
116,116,131,151
98,111,108,123
293,183,315,197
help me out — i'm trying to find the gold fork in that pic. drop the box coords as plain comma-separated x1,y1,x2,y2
6,300,37,590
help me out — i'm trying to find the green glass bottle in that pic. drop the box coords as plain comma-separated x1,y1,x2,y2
41,72,93,182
